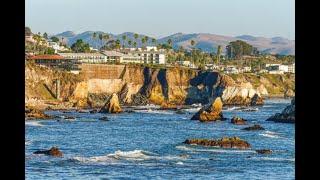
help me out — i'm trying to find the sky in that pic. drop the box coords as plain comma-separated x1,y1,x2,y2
26,0,295,40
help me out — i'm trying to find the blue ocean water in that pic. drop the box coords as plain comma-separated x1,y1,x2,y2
25,98,294,179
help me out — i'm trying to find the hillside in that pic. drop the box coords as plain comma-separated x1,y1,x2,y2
52,31,295,55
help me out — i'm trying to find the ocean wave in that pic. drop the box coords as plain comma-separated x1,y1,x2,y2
25,121,44,127
183,108,201,113
176,145,255,153
71,150,185,164
133,109,175,115
25,140,32,145
259,131,281,138
250,157,295,162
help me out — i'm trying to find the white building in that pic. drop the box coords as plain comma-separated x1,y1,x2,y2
224,66,239,74
58,53,108,63
288,63,295,73
266,64,289,74
101,51,124,63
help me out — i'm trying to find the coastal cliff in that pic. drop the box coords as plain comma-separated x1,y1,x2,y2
25,63,295,109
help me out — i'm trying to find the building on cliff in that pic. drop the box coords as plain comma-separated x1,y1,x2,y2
27,54,80,71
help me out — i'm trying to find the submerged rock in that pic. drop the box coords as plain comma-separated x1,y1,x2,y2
242,124,265,131
64,116,76,120
191,97,224,122
99,93,122,113
99,116,109,121
267,97,295,123
33,147,63,157
25,107,51,120
184,137,251,149
256,149,272,154
231,116,247,125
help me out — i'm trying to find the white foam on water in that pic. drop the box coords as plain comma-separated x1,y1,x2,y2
133,109,174,115
71,150,185,164
183,108,201,113
176,145,255,154
107,150,157,161
259,133,280,138
25,121,44,127
25,140,31,145
250,157,295,162
176,161,184,165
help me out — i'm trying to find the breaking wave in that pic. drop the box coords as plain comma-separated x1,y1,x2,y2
25,121,44,127
259,131,281,138
249,157,295,162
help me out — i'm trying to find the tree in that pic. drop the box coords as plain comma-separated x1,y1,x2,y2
102,34,110,50
122,35,127,48
216,45,222,64
50,36,59,43
152,38,156,46
167,39,172,48
25,27,32,36
43,32,48,40
99,33,103,48
133,41,137,48
226,40,254,59
141,37,146,48
71,39,90,53
128,40,132,47
144,36,149,45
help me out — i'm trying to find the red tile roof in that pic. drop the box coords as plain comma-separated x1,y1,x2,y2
28,55,65,60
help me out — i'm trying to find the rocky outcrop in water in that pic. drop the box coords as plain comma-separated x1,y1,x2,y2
256,149,272,154
242,124,265,131
33,147,63,157
231,116,247,125
267,97,295,123
184,137,251,149
99,93,122,113
25,107,51,120
191,97,224,122
284,89,295,98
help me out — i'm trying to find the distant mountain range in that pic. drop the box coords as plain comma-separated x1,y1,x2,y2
52,31,295,55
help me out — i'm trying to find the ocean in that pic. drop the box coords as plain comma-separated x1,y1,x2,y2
25,98,294,179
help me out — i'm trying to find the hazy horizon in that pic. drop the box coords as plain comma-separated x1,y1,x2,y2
26,0,295,40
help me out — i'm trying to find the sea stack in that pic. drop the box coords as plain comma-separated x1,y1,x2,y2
191,97,223,122
267,97,295,123
99,93,122,113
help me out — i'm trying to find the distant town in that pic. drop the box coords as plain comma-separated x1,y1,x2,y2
25,27,295,75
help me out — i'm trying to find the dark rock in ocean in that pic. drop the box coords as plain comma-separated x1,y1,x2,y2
184,137,251,149
99,116,109,121
25,107,52,120
267,97,295,123
251,93,264,106
242,124,265,131
231,116,247,125
33,147,63,157
99,93,122,113
191,97,224,122
125,110,135,113
256,149,272,154
89,109,98,114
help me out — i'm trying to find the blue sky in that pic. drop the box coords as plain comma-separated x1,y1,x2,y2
26,0,295,39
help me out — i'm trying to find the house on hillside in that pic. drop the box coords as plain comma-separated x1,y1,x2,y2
27,54,80,72
58,52,108,64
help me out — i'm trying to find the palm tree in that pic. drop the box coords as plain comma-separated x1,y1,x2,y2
133,41,137,48
144,36,149,46
128,40,132,48
216,45,222,65
152,38,156,46
167,39,172,48
99,34,103,49
99,34,110,50
190,40,196,65
141,37,146,49
122,35,127,48
134,33,139,47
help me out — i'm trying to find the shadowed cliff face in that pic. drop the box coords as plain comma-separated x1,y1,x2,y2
26,63,294,108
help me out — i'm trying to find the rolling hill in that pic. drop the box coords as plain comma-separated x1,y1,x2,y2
52,31,295,55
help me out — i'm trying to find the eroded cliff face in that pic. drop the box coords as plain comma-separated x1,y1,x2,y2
25,63,295,109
